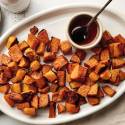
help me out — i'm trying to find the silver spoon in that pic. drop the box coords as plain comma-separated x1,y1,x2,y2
71,0,112,42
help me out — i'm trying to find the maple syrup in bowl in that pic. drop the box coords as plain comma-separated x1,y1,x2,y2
67,13,103,49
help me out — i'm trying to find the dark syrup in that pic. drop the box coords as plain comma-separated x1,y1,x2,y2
69,14,98,45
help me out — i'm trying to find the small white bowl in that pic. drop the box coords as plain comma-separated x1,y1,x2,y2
66,12,103,50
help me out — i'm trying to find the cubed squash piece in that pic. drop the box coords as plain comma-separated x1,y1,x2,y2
23,75,34,85
23,107,37,116
70,54,80,63
4,94,15,107
77,85,90,97
100,48,110,61
84,57,98,69
100,70,111,80
44,70,57,82
87,96,100,106
49,101,56,118
27,34,39,50
0,84,10,93
11,83,21,93
15,69,26,82
50,37,60,53
19,57,29,68
69,81,81,89
57,103,65,114
30,26,38,35
119,70,125,81
39,94,49,108
88,83,98,96
18,41,29,51
30,60,41,71
38,86,50,94
114,34,125,43
65,102,80,114
43,52,56,62
31,95,39,109
41,64,52,75
53,55,68,70
37,29,49,44
9,93,23,102
7,35,18,49
36,42,45,55
9,44,23,62
22,84,37,93
112,58,125,69
102,85,116,97
70,64,87,81
102,30,113,43
0,54,11,65
109,43,124,58
89,72,99,82
16,102,30,110
24,48,36,59
57,71,66,87
60,41,72,54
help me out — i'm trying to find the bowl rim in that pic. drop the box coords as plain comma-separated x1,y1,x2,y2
66,12,103,50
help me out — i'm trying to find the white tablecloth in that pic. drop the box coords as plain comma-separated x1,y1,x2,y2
1,0,125,125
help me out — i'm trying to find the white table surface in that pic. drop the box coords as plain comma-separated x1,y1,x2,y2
1,0,125,125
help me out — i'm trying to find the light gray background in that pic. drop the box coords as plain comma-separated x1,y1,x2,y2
1,0,125,125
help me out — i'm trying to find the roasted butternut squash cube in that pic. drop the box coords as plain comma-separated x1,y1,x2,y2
24,48,36,59
69,81,81,89
70,54,80,63
50,37,60,53
57,103,65,114
7,35,18,49
18,41,29,51
87,96,100,106
0,84,10,93
97,87,104,98
39,94,49,108
53,55,68,70
119,70,125,81
30,26,38,35
8,61,17,69
14,69,26,82
60,41,72,54
43,52,56,62
89,72,99,82
19,57,29,68
11,83,21,93
22,84,37,93
88,83,98,96
100,70,111,80
44,70,57,82
112,58,125,69
0,73,7,85
9,93,23,102
31,72,46,89
4,94,15,107
27,34,40,50
16,102,30,110
102,30,113,43
70,64,87,81
52,92,62,102
57,71,65,87
30,60,40,71
41,65,51,75
109,43,124,58
23,107,37,116
3,67,12,79
67,63,78,74
100,48,110,61
49,101,56,118
84,57,98,69
36,42,45,55
78,96,87,106
114,34,125,43
65,102,80,114
77,85,90,97
9,44,23,62
102,85,116,97
31,95,39,109
37,29,49,44
23,75,34,85
0,54,11,65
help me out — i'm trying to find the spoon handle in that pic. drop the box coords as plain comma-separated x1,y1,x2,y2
87,0,112,26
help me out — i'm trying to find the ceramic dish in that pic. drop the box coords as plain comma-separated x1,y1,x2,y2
0,4,125,125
